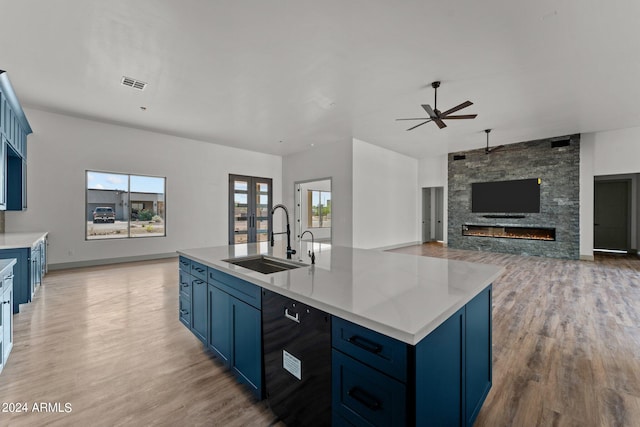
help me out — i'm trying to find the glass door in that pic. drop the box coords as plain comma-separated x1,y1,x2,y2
229,175,272,245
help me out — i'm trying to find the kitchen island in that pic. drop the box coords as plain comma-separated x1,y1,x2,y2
178,241,503,426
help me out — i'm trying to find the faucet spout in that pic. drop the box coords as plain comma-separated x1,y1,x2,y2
300,230,316,264
271,204,296,259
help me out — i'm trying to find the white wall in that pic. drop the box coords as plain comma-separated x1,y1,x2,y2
6,108,282,266
282,140,352,247
579,135,595,259
352,139,419,249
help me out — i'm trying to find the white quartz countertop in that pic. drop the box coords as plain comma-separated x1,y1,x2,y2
0,232,48,250
178,241,504,345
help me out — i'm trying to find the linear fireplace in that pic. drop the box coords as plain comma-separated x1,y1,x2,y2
462,225,556,241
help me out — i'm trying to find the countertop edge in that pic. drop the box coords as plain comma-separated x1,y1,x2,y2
0,232,48,250
178,247,504,346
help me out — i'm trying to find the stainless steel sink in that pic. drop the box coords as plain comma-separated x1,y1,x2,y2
223,255,306,274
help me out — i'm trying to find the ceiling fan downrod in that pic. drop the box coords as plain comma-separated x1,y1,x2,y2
432,81,440,114
485,129,491,154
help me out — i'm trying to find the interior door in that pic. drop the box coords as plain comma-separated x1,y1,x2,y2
422,188,432,243
594,180,630,251
435,187,444,241
229,175,272,245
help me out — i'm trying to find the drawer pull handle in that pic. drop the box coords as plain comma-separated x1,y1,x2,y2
194,267,205,273
284,308,300,323
181,282,190,287
347,387,381,411
180,309,189,315
347,335,383,354
194,280,204,285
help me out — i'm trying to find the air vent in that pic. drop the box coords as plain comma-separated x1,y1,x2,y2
121,76,147,91
551,139,570,148
453,155,466,161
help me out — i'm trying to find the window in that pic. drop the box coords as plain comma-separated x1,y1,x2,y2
307,190,331,228
86,171,166,240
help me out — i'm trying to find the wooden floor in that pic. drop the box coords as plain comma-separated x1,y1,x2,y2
389,243,640,427
0,247,638,426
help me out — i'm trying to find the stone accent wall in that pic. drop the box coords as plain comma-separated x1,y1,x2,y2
448,135,580,259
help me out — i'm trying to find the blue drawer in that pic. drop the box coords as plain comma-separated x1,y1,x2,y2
179,269,191,298
179,295,191,329
190,260,207,282
332,350,407,426
178,256,190,272
332,317,408,382
208,267,261,310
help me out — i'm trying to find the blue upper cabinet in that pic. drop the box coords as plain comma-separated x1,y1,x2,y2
0,70,32,211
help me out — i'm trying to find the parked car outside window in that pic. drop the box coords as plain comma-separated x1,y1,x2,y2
93,207,115,223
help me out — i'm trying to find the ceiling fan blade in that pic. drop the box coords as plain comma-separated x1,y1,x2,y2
486,145,505,154
421,104,438,119
406,120,432,131
442,114,478,120
434,118,447,129
395,117,430,121
440,101,473,117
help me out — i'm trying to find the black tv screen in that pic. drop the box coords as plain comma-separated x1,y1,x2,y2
472,178,540,213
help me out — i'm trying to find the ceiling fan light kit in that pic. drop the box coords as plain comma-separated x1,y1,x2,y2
396,81,477,131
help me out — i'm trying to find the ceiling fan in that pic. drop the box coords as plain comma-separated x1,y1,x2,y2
484,129,504,154
396,81,477,131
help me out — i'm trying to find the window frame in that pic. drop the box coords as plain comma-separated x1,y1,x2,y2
307,189,331,229
85,170,167,241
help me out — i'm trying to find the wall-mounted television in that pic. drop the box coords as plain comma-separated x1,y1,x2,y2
472,178,540,213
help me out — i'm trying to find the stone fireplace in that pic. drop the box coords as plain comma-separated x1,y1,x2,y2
448,135,580,259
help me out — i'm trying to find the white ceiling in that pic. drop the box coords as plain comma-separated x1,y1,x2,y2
2,0,640,158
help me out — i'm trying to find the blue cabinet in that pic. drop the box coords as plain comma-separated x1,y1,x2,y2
0,260,15,375
190,276,208,344
178,257,263,400
208,284,231,364
0,237,46,314
415,307,465,426
464,285,492,425
230,296,262,395
208,271,262,399
178,258,192,329
0,71,32,212
333,285,492,427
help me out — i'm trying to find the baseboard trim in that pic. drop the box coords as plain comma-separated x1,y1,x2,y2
373,241,422,251
49,252,178,271
580,254,595,261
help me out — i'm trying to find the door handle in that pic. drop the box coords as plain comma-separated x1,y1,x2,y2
284,308,300,323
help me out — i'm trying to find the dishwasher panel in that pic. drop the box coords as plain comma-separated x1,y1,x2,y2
262,289,332,426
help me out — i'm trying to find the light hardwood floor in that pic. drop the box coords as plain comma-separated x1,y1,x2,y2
389,244,640,427
0,247,638,426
